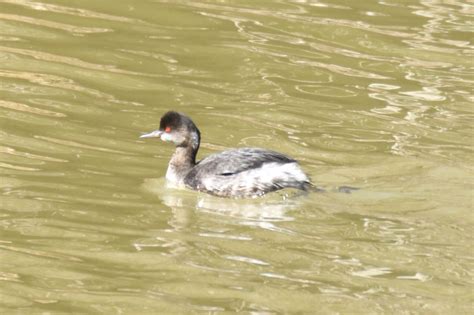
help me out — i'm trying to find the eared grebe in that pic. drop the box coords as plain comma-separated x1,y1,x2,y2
140,111,313,198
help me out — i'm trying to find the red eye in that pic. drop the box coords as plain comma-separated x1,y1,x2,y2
165,126,171,132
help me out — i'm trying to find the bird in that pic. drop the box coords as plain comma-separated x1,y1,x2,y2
140,111,314,198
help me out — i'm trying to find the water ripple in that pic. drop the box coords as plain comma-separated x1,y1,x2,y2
0,13,112,34
0,47,159,77
0,145,68,163
0,100,65,117
2,0,137,23
0,1,472,313
34,135,131,155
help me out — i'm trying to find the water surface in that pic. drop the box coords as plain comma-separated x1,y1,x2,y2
0,0,473,313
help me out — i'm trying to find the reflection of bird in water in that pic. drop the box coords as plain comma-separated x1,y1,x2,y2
142,177,299,225
140,111,315,198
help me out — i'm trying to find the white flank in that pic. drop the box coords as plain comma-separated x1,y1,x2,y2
201,162,309,195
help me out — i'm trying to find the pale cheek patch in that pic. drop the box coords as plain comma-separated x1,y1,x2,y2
161,132,185,145
160,132,174,142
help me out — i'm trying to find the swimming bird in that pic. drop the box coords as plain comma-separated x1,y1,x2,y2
140,111,313,198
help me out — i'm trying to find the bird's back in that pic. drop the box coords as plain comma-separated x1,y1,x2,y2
184,147,311,198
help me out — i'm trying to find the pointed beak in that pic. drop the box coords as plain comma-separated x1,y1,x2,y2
139,130,162,139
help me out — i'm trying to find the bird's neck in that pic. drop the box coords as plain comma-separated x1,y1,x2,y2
166,145,197,185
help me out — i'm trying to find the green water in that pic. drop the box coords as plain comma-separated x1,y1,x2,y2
0,0,473,313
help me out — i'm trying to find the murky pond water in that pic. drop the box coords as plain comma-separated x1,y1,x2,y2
1,0,473,313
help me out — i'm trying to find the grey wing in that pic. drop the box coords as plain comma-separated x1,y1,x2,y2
184,148,296,185
199,147,295,174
